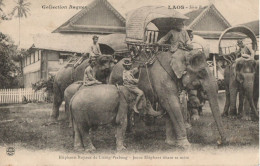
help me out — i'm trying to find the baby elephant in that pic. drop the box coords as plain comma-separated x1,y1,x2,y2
69,84,161,152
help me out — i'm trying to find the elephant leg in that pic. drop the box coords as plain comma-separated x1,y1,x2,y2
160,95,190,148
51,84,63,120
253,94,259,111
115,101,128,151
126,110,134,133
165,115,176,145
180,91,191,128
253,78,259,109
79,125,96,152
238,91,245,118
65,101,72,127
222,86,230,117
249,98,259,121
73,121,84,151
242,99,251,120
229,85,238,117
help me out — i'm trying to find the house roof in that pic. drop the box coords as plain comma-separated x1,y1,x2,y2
30,33,127,54
184,4,231,29
184,6,207,26
240,20,259,36
53,0,126,34
31,34,94,53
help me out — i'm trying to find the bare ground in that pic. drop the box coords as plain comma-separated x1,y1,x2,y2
0,102,258,154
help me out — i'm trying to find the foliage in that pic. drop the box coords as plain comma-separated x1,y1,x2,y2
0,32,21,88
11,0,31,45
0,0,12,20
11,0,31,18
32,75,55,94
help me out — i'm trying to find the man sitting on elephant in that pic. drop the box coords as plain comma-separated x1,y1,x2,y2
83,57,102,86
90,35,102,58
122,58,144,114
235,39,254,58
157,20,193,53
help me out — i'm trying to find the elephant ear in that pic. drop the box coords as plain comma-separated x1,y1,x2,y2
170,49,188,79
187,50,207,78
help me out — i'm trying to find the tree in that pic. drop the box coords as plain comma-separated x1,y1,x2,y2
0,32,21,88
0,0,11,20
0,0,4,11
11,0,31,46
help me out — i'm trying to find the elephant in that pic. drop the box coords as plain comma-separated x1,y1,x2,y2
69,84,163,151
222,56,259,120
109,49,227,147
51,55,115,120
64,82,83,126
253,60,259,111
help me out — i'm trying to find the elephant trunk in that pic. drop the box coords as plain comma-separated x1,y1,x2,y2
201,70,227,144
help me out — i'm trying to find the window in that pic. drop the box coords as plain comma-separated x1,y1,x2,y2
35,50,38,62
39,50,41,60
27,55,30,65
59,53,72,64
22,58,24,67
59,58,64,64
31,53,35,63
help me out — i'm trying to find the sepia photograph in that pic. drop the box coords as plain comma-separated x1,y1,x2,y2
0,0,259,165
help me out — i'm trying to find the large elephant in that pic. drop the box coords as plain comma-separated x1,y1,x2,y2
253,60,259,110
51,55,115,120
109,49,227,147
222,56,259,120
70,84,162,151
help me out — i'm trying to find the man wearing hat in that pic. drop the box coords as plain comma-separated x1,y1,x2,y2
157,20,193,53
236,39,253,58
122,58,143,113
90,35,102,58
83,57,101,86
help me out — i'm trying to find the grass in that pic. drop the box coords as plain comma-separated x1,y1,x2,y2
0,103,258,153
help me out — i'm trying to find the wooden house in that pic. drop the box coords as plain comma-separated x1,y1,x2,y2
22,0,126,88
184,4,245,54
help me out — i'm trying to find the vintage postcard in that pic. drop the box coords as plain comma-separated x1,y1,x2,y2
0,0,259,165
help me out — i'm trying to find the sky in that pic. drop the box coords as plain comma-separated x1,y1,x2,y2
0,0,258,48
